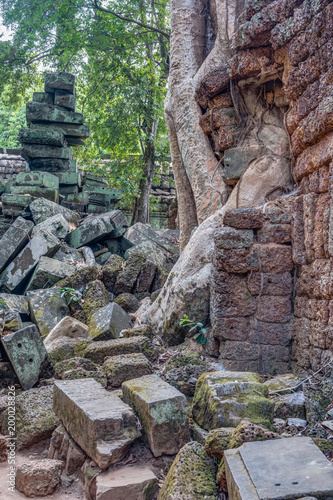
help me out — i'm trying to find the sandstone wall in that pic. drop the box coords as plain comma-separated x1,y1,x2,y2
208,0,333,375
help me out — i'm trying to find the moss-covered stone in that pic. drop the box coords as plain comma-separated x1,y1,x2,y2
228,420,279,449
274,392,306,419
158,441,217,500
82,279,110,322
204,428,234,460
102,255,125,293
114,293,140,313
55,266,102,290
53,357,97,374
102,353,152,387
47,337,82,365
192,371,274,430
82,335,157,364
121,324,153,339
264,373,300,393
115,253,146,294
1,386,58,450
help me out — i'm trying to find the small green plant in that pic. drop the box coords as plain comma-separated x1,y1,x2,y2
59,287,82,306
179,314,207,345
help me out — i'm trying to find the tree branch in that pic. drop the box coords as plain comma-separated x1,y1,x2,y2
93,0,170,39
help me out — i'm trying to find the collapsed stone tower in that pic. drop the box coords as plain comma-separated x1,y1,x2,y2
1,72,121,218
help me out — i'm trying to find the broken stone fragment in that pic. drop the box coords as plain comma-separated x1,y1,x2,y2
54,89,76,110
47,336,84,364
0,229,60,293
121,324,153,339
115,253,146,295
83,279,110,322
0,434,7,462
14,171,60,189
1,193,33,217
94,465,158,500
83,335,156,364
25,256,74,292
274,392,306,419
1,324,47,390
102,353,152,387
204,427,234,460
3,310,22,332
0,293,29,316
192,371,274,430
16,459,64,497
30,197,80,224
53,378,141,469
32,213,70,239
52,356,106,386
28,287,69,338
114,292,140,313
11,184,59,203
124,222,179,273
122,374,190,457
44,316,88,349
48,424,86,476
102,254,125,293
0,216,34,274
1,385,58,450
88,302,132,341
44,72,75,94
33,91,54,104
158,441,217,500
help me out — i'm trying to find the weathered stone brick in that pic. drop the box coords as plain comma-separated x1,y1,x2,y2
291,196,307,265
213,316,252,342
211,271,256,318
293,132,333,181
256,295,291,323
223,208,263,229
313,193,330,260
214,227,254,250
248,271,292,296
284,39,333,100
256,243,293,272
229,47,274,81
213,246,259,274
291,97,333,157
195,64,229,109
303,193,318,263
249,321,294,346
257,223,291,244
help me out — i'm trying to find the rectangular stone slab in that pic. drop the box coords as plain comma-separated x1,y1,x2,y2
53,378,141,469
2,193,32,217
0,229,60,293
33,92,54,105
30,123,90,139
0,217,34,274
18,128,65,147
26,102,83,125
122,374,190,457
28,158,71,172
54,90,76,111
21,144,73,160
1,324,47,390
238,437,333,499
95,465,158,500
25,256,74,292
14,171,59,189
10,185,59,203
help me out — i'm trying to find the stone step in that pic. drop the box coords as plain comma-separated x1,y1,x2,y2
53,378,141,469
94,465,158,500
122,374,190,457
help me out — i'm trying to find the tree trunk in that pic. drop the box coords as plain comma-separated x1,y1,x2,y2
137,0,293,343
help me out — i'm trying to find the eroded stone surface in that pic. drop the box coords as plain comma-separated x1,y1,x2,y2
53,378,141,469
95,465,158,500
16,459,64,497
122,374,190,457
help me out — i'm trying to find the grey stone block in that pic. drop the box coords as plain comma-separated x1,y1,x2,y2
0,217,34,274
225,437,333,500
122,374,190,457
54,90,76,110
95,465,158,500
32,214,70,239
18,128,65,147
88,303,132,341
0,293,30,316
21,144,73,160
44,72,75,94
1,193,32,216
222,145,261,183
32,92,54,104
0,229,60,293
26,102,83,125
25,256,74,292
53,378,141,469
1,324,47,390
30,197,80,224
27,287,69,339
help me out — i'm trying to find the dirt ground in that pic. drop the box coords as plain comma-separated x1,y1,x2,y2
0,439,85,500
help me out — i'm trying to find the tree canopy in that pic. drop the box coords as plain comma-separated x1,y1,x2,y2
0,0,171,214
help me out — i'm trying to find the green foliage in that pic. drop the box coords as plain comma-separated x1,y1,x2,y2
179,315,207,345
0,0,170,210
59,287,82,306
